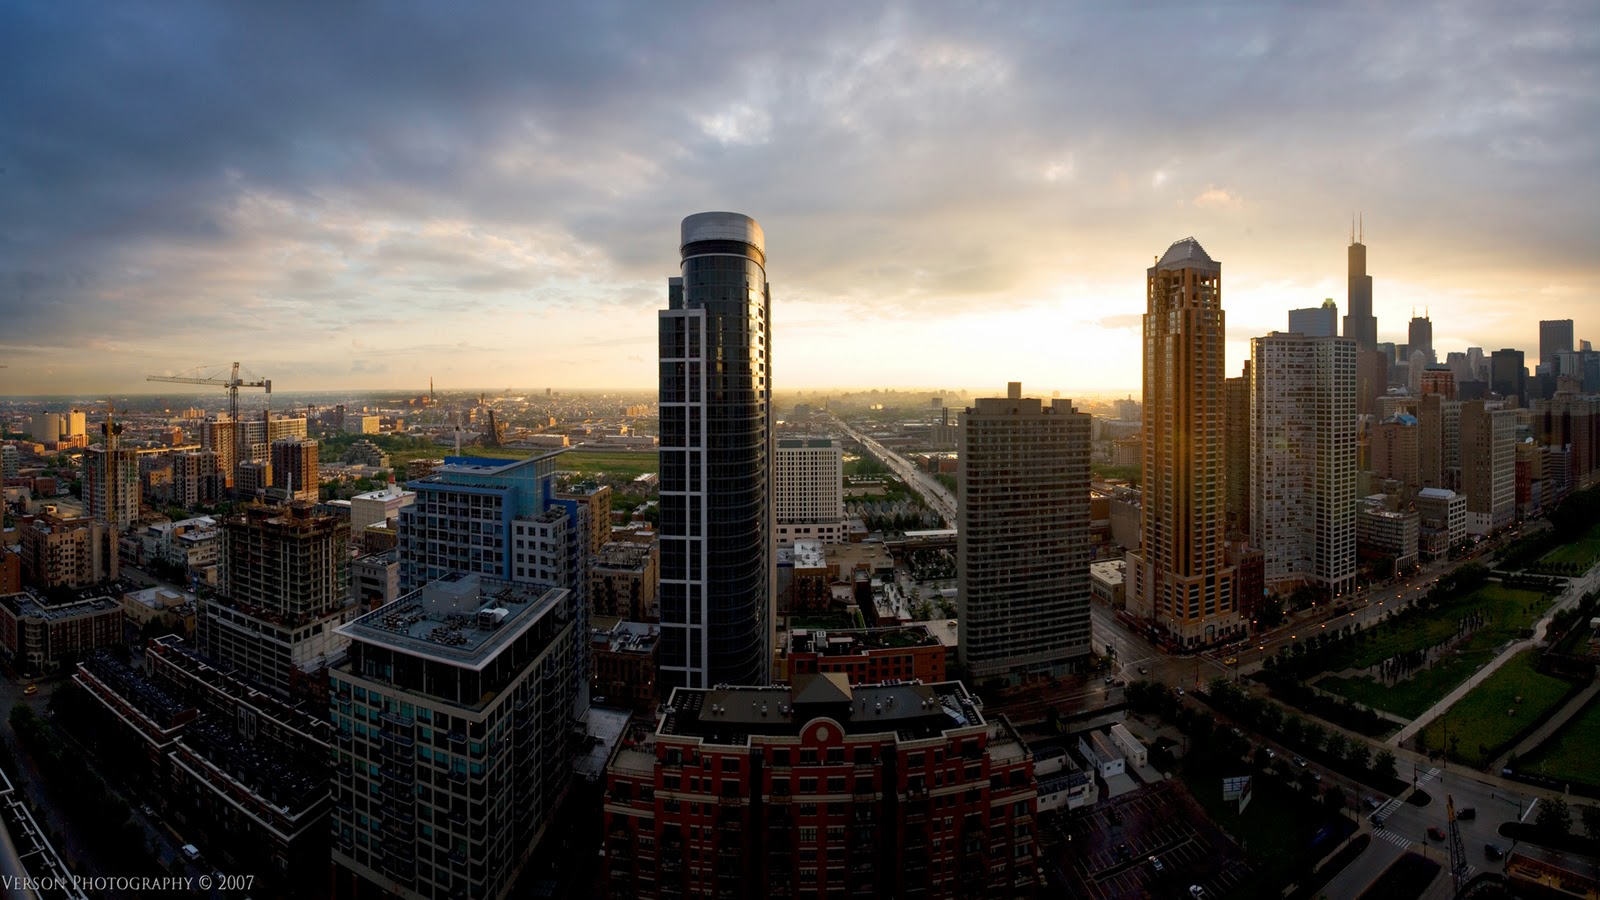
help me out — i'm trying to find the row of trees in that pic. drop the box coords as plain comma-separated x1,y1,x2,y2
1497,482,1600,570
1204,679,1400,784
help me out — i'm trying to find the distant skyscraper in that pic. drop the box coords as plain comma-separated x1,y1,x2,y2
1490,349,1527,404
1408,313,1434,364
84,410,140,530
957,383,1091,679
1288,299,1338,337
1127,238,1240,648
658,212,773,689
1342,223,1377,351
1461,400,1516,535
269,437,319,502
1541,319,1575,368
1224,361,1252,540
1250,333,1357,598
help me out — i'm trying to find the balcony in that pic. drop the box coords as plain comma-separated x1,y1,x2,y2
380,729,415,748
379,710,415,728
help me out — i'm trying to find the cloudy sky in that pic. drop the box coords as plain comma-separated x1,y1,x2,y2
3,1,1596,397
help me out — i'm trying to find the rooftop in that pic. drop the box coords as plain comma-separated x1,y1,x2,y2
661,677,984,746
595,541,654,571
786,624,941,655
339,573,569,670
1,592,119,622
1154,236,1218,272
592,618,659,654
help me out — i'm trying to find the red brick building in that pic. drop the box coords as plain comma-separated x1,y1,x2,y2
602,675,1039,899
775,625,947,685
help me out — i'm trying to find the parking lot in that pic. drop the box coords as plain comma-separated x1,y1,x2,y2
1042,781,1254,899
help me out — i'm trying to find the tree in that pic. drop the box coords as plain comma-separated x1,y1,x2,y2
1325,732,1349,764
1537,797,1572,835
1348,745,1371,773
1373,750,1397,781
1581,805,1600,842
1302,722,1328,754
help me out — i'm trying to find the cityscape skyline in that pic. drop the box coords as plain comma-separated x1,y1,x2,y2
4,4,1596,395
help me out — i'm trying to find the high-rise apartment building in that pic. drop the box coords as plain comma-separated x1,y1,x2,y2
330,575,577,900
1460,400,1516,535
1126,238,1240,647
1249,333,1358,598
1418,394,1463,492
1541,319,1575,369
269,438,319,502
1408,313,1434,364
1372,414,1420,490
398,453,592,712
201,503,352,697
658,211,774,690
957,383,1091,679
83,411,140,530
601,676,1039,900
172,450,224,508
1342,226,1377,351
201,415,308,488
20,513,117,589
1288,299,1338,337
775,437,845,546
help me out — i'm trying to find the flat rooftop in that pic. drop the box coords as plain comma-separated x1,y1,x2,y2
787,624,940,655
339,573,568,670
1,592,118,622
662,677,984,746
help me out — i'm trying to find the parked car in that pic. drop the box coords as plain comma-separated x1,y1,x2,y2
1293,756,1308,767
1175,687,1185,696
1189,886,1207,899
1138,666,1148,674
1457,807,1476,820
181,844,201,862
1149,855,1164,873
1485,843,1504,860
1363,796,1380,810
1428,826,1446,840
1371,814,1387,828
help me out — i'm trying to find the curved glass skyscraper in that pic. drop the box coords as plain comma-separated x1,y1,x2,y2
658,212,773,689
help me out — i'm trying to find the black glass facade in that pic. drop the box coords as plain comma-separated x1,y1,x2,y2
658,213,772,689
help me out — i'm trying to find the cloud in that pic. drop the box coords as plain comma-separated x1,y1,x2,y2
0,1,1595,393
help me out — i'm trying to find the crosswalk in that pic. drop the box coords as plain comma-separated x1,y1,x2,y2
1415,766,1442,786
1377,829,1414,849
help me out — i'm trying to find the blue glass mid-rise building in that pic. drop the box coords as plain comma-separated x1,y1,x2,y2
657,212,774,690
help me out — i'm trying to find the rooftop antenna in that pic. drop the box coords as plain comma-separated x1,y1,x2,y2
1359,212,1363,243
1351,214,1355,243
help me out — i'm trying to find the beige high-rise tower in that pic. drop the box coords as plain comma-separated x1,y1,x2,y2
1126,238,1242,648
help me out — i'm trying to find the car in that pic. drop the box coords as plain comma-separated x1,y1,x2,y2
1427,826,1446,840
181,844,201,862
1116,843,1131,860
1484,843,1504,860
1190,886,1207,899
1311,772,1322,782
1363,796,1380,810
1266,749,1276,759
1293,756,1308,767
22,684,37,696
1371,814,1387,828
1112,679,1125,687
1105,676,1114,685
1148,855,1164,873
1175,687,1185,696
1138,666,1148,674
1457,807,1476,820
1224,657,1238,665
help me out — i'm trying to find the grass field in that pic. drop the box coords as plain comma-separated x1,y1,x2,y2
556,449,659,479
1317,584,1554,719
1522,692,1600,787
1416,650,1576,767
1538,522,1600,570
1326,585,1551,672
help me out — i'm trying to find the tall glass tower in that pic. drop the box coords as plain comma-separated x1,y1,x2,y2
658,212,774,689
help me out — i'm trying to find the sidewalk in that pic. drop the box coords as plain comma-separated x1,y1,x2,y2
1390,564,1599,747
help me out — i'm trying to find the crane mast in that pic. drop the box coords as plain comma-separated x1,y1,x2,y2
147,361,271,492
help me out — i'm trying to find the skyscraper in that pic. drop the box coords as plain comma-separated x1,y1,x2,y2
1250,333,1358,598
1288,299,1338,337
1490,349,1527,404
1342,223,1377,351
269,437,319,502
1540,319,1574,369
1408,312,1434,364
658,212,773,689
1461,401,1516,535
1126,238,1241,648
957,383,1091,680
774,437,846,546
1224,360,1252,540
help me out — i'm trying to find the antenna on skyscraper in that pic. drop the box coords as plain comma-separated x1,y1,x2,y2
1359,212,1363,243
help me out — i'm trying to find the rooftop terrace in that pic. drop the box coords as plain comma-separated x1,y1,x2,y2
661,677,984,746
339,573,568,670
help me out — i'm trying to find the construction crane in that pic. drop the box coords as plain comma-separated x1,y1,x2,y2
1446,794,1469,892
147,362,270,484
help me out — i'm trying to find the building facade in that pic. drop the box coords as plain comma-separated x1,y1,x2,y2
84,413,140,530
1287,299,1338,337
775,624,948,685
0,592,121,674
19,514,117,590
1249,333,1358,598
601,676,1039,899
657,211,774,690
591,540,660,622
270,438,320,502
958,384,1091,679
1461,401,1517,535
329,575,577,900
1127,239,1241,647
775,437,846,546
1541,319,1575,369
1342,229,1377,351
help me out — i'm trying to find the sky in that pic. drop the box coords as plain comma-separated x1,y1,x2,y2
2,1,1597,398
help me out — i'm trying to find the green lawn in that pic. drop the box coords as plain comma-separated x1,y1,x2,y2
1416,650,1576,767
556,449,659,479
1324,585,1551,672
1537,522,1600,570
1522,692,1600,787
1317,585,1554,719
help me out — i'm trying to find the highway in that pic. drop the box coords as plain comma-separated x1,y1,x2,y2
831,416,957,525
